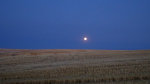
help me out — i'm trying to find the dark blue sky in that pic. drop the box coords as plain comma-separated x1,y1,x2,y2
0,0,150,50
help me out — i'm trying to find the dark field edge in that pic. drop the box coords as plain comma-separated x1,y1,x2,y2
1,76,150,84
1,48,150,51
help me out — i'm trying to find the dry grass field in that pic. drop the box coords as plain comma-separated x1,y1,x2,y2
0,49,150,84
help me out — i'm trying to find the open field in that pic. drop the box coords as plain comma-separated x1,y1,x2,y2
0,49,150,84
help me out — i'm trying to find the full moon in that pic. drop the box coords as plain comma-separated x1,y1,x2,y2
84,37,87,41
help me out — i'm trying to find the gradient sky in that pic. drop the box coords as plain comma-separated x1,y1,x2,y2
0,0,150,50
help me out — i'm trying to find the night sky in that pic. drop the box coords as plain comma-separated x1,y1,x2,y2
0,0,150,50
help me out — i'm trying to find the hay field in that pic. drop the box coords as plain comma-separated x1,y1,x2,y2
0,49,150,84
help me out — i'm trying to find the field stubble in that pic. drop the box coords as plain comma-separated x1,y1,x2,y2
0,49,150,84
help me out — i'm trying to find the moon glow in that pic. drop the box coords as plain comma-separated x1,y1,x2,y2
84,37,87,41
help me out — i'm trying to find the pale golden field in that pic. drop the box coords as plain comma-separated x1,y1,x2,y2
0,49,150,84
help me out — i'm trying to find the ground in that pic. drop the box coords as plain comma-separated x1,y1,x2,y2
0,49,150,84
